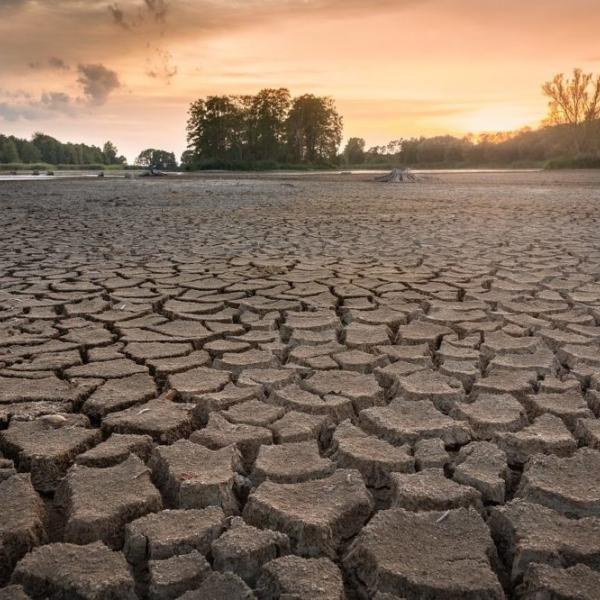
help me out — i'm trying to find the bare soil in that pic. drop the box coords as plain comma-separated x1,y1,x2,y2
1,170,600,599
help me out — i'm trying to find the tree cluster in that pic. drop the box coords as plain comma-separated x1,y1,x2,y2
353,122,599,168
134,148,178,169
184,89,343,166
0,133,126,166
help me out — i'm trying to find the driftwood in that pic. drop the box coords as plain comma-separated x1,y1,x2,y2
375,168,419,183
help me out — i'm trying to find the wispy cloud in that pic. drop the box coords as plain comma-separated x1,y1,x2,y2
145,46,178,83
29,56,70,71
0,90,75,121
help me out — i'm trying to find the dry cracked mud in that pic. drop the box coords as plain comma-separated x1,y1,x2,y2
1,170,600,599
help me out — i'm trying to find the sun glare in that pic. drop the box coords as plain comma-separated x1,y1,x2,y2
457,105,541,135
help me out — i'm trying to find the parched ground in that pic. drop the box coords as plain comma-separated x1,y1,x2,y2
1,170,600,599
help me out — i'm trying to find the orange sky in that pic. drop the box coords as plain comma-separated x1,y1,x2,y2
1,0,599,161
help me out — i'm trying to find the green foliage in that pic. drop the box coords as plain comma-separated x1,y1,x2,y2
285,94,342,163
0,162,54,171
186,89,343,166
343,138,366,164
363,122,600,168
0,132,126,165
545,155,600,169
0,137,19,163
102,141,126,165
181,158,336,171
134,148,177,169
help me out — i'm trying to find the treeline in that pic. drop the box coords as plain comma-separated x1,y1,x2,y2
345,121,600,168
0,133,126,166
183,89,343,168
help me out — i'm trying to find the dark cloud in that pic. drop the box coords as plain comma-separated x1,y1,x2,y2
77,63,121,105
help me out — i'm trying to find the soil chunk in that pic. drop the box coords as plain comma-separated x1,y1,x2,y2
344,507,503,598
256,555,345,600
149,440,241,514
244,469,373,558
0,474,46,585
124,507,225,565
55,454,162,548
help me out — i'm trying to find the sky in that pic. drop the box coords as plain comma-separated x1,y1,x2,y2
1,0,599,162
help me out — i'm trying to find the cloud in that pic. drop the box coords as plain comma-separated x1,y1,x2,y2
109,3,130,29
29,56,70,71
0,1,443,77
144,0,167,22
145,47,177,83
48,56,70,70
77,63,121,105
40,91,73,113
0,0,29,12
0,91,74,121
0,103,39,121
109,0,168,30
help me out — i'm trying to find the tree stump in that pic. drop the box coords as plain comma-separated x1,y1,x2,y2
375,168,419,183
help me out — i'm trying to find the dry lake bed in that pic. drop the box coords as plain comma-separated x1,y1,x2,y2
1,170,600,599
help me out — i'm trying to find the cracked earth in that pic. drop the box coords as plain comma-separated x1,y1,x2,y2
1,170,600,599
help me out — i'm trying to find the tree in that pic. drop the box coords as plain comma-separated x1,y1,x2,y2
17,140,42,163
102,141,125,165
32,133,63,164
180,149,195,169
0,137,19,163
247,88,291,160
343,137,366,164
134,149,177,169
187,95,250,161
285,94,343,163
542,68,600,154
186,89,343,165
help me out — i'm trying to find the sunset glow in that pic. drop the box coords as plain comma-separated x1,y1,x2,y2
1,0,600,160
